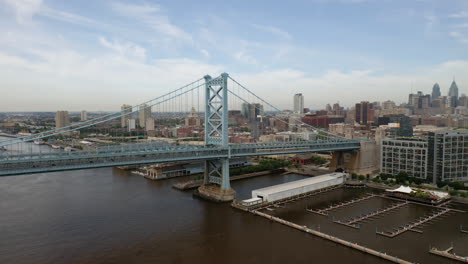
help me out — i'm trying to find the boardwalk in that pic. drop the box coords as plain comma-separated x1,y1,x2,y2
307,193,376,216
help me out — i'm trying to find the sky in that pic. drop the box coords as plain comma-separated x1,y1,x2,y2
0,0,468,111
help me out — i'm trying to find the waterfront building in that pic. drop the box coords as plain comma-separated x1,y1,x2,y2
294,93,304,114
381,138,429,179
381,129,468,183
55,111,70,129
138,104,151,128
428,130,468,183
80,110,87,121
121,104,132,128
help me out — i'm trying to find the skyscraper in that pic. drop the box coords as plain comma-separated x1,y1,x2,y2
355,101,373,125
431,83,441,100
293,93,304,114
448,80,459,107
55,111,70,129
138,104,152,128
408,91,431,115
121,104,132,128
80,110,87,121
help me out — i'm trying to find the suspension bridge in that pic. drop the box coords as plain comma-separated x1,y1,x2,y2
0,73,360,201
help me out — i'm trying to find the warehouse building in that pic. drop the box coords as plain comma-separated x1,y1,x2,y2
251,173,346,202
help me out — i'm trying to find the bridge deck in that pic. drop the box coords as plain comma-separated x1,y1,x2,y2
0,140,360,176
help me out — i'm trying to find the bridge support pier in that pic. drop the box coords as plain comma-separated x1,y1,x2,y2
197,159,235,202
329,140,379,176
196,73,236,202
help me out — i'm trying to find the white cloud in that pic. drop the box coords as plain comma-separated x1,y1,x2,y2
111,2,192,44
449,11,468,18
98,37,146,61
234,50,258,65
1,0,43,24
233,61,468,110
252,24,292,40
448,31,468,44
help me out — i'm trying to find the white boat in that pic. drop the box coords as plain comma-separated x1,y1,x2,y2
33,139,45,145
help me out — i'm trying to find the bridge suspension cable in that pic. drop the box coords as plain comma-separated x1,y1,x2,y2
227,76,346,140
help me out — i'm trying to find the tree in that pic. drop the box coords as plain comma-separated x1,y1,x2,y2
358,175,365,181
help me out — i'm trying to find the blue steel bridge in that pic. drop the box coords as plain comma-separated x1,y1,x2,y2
0,73,360,192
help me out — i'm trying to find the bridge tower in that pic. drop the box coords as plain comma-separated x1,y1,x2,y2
197,73,236,201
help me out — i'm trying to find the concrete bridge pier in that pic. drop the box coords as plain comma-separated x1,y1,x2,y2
329,140,380,176
197,158,236,202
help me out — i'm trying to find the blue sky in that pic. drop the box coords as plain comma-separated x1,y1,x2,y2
0,0,468,111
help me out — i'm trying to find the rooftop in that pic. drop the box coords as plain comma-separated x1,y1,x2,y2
253,172,346,195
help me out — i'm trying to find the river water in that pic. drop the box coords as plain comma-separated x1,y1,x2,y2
0,137,466,263
0,167,393,264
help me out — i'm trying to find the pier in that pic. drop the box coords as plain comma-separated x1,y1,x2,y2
334,201,408,229
250,210,414,264
307,193,376,216
377,208,451,238
429,246,468,263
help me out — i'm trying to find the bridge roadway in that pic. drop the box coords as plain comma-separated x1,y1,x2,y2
0,139,360,176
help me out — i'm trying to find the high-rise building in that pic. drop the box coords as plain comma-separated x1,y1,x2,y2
448,80,459,107
293,93,304,114
459,94,468,108
355,101,373,125
121,104,132,128
428,130,468,183
127,119,136,132
408,91,431,115
431,83,441,101
55,111,70,129
185,107,201,127
241,103,263,121
80,110,87,121
381,138,428,179
377,114,413,137
145,117,155,132
381,129,468,183
138,104,152,128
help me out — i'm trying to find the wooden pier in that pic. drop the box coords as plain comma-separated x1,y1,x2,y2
251,210,414,264
429,246,468,263
377,208,451,238
307,193,376,216
334,201,408,229
461,225,468,234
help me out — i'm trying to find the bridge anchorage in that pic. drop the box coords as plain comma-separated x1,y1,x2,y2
0,72,362,202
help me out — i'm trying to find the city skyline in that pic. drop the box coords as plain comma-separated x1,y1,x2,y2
1,0,468,111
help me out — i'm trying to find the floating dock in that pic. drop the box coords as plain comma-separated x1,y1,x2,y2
307,193,376,216
250,210,414,264
429,246,468,263
334,201,408,229
377,208,451,238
